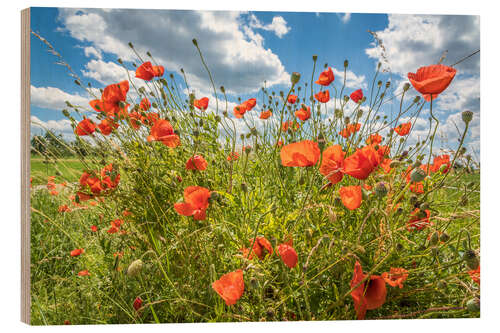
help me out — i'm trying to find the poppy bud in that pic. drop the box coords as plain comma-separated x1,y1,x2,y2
464,250,479,270
198,119,204,127
378,80,382,87
429,231,439,246
440,232,450,243
298,176,305,185
410,168,426,182
403,83,410,92
409,195,418,206
375,182,388,197
466,298,480,312
291,72,301,85
396,243,404,251
344,59,348,68
361,188,370,200
344,95,349,102
127,259,144,277
334,109,343,118
223,111,228,117
389,160,400,169
333,197,342,206
74,80,81,86
378,62,382,69
214,115,221,123
357,109,363,118
241,182,248,192
344,116,350,125
220,86,225,93
128,42,134,48
312,55,317,62
461,110,473,124
192,38,198,46
386,81,391,88
431,247,439,257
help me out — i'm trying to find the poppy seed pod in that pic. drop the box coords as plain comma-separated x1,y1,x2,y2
192,38,198,46
403,82,411,92
344,59,349,68
291,72,301,85
429,231,439,246
240,182,248,192
312,55,318,61
410,168,426,183
461,110,473,124
375,182,388,197
409,195,419,206
127,259,144,277
334,109,343,118
464,250,479,270
389,160,400,169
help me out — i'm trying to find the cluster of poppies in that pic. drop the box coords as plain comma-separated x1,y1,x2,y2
77,164,120,201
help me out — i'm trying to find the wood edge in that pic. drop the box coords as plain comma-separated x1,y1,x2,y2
21,7,31,325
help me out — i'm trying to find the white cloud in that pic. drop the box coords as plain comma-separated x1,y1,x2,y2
81,59,130,85
31,115,73,133
249,14,291,38
30,85,89,110
83,46,102,60
337,13,351,24
332,68,367,90
57,9,290,95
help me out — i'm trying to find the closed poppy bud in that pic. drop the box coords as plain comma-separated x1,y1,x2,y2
440,232,450,243
344,59,349,68
62,109,70,117
466,298,480,312
464,250,479,270
410,167,426,182
461,110,473,124
291,72,301,85
127,259,144,277
133,297,143,311
403,83,411,91
192,38,198,46
409,195,418,206
241,182,248,192
429,231,439,246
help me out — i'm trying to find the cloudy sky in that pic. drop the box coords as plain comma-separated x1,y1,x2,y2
29,8,480,157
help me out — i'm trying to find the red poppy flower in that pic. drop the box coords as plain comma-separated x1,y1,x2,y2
135,61,164,81
280,140,321,167
100,164,120,190
142,112,160,126
249,237,273,260
140,98,151,111
350,261,387,320
468,266,480,285
212,269,244,306
78,270,90,276
147,119,180,148
366,133,382,145
100,80,130,118
133,297,143,311
407,208,431,231
244,98,257,110
174,186,211,220
75,118,96,136
287,94,298,104
315,67,335,86
128,111,143,129
281,121,299,132
350,89,364,103
227,151,240,161
97,118,119,136
58,205,71,213
344,148,377,180
394,122,412,136
431,154,451,173
295,105,311,121
407,64,457,101
314,90,330,103
260,110,272,119
402,166,425,194
320,145,345,184
233,104,247,119
381,268,408,288
90,225,98,232
194,97,209,111
186,155,208,171
277,243,298,269
380,158,392,174
340,123,361,138
70,248,84,257
339,186,362,210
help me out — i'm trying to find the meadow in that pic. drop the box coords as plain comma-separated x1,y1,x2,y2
29,38,480,324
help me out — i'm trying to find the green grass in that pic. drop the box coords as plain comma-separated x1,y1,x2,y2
31,155,86,185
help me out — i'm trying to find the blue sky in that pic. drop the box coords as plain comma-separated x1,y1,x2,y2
29,7,480,159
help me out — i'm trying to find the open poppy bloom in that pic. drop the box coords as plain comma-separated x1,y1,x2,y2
97,118,119,136
407,64,457,101
350,89,364,103
468,266,480,285
407,208,431,231
212,269,244,306
78,270,90,276
287,94,298,104
90,225,98,232
380,158,392,174
100,164,120,191
280,140,320,167
295,105,311,121
140,97,151,111
315,67,335,86
147,119,180,147
75,118,96,136
394,122,412,136
142,112,160,126
320,145,345,184
350,261,387,320
340,123,361,138
227,151,239,161
381,268,408,288
174,186,211,220
91,80,130,119
343,146,379,180
233,103,248,119
70,248,84,257
194,97,209,111
251,236,273,259
259,110,272,119
244,98,257,110
431,154,451,173
339,186,363,210
135,61,164,81
133,297,143,311
58,205,71,213
128,111,143,129
282,121,300,132
185,155,208,171
366,133,382,145
314,90,330,103
277,243,298,268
